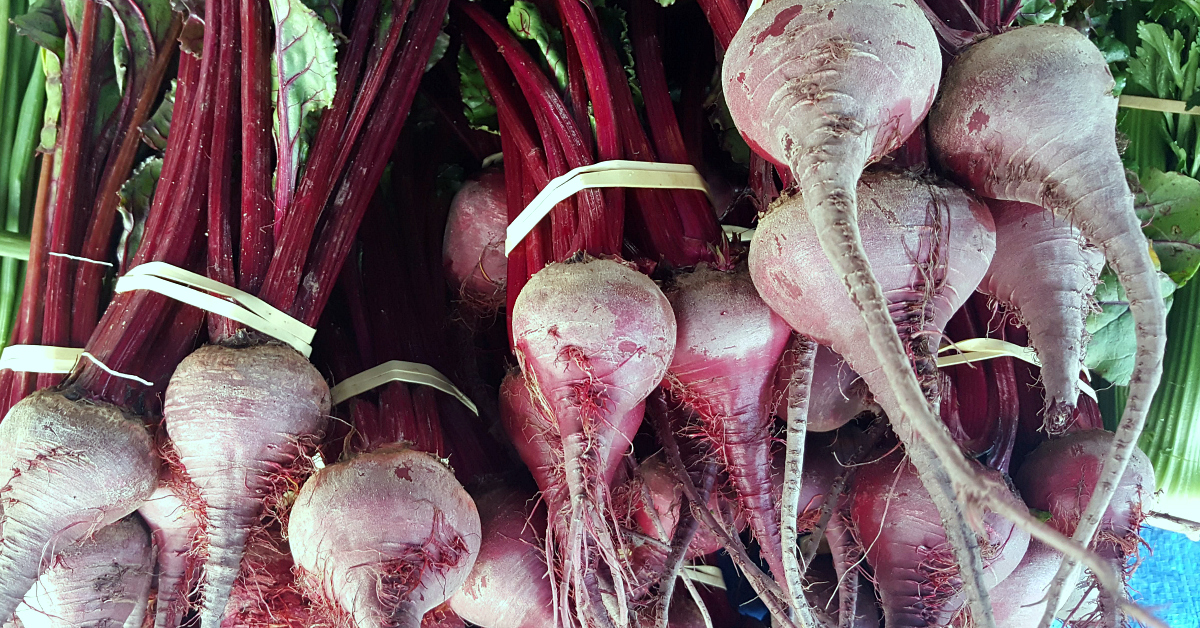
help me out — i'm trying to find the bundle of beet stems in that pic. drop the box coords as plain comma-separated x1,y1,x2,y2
0,0,449,622
0,0,1180,623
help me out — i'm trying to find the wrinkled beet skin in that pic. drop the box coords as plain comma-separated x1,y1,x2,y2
722,0,941,171
138,474,202,628
512,258,675,446
850,451,1029,627
980,199,1103,422
450,483,555,628
499,371,641,536
0,390,159,623
14,516,153,628
750,171,996,444
1013,429,1154,559
164,343,330,627
290,445,481,628
929,26,1126,212
443,168,508,313
665,266,791,582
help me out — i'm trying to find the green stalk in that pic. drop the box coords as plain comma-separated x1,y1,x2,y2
1138,278,1200,523
0,0,45,347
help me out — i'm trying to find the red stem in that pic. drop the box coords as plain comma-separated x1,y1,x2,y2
289,0,451,326
3,156,53,410
40,0,102,386
694,0,742,50
238,0,274,294
71,18,182,346
206,0,241,341
624,2,724,266
256,0,384,312
560,27,593,158
551,0,622,254
459,28,550,341
456,0,613,258
73,12,216,401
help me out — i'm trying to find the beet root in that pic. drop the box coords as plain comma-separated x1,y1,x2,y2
929,26,1168,612
850,451,1030,627
979,200,1104,431
13,516,154,628
511,257,675,625
137,468,202,628
804,345,879,433
1013,429,1154,562
0,390,159,622
449,481,555,628
219,530,313,628
443,168,508,315
289,445,481,628
750,170,996,441
664,265,792,589
984,540,1060,628
163,343,330,626
500,370,643,541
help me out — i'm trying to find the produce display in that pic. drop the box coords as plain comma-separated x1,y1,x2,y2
0,0,1194,625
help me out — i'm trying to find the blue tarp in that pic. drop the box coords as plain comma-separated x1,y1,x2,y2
1131,526,1200,628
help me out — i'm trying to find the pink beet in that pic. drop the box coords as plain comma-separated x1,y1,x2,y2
750,170,996,445
850,451,1030,627
511,257,675,625
449,481,555,628
163,343,330,626
14,516,153,628
979,200,1104,431
443,168,508,314
0,391,159,622
929,26,1167,603
137,466,202,628
805,345,878,433
289,445,481,628
663,265,792,587
1013,429,1154,562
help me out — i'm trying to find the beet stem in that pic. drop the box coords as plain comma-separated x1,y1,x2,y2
238,0,274,294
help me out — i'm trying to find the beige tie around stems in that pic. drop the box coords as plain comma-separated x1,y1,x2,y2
504,160,714,256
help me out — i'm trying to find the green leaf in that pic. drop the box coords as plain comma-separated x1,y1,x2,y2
117,156,162,268
299,0,343,36
1137,277,1200,527
706,85,750,166
1017,0,1059,25
13,0,68,57
506,0,567,91
139,78,175,150
1086,269,1177,384
457,45,498,135
103,0,175,99
1136,170,1200,285
270,0,338,200
62,0,85,34
426,29,449,72
597,3,641,108
37,48,61,152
